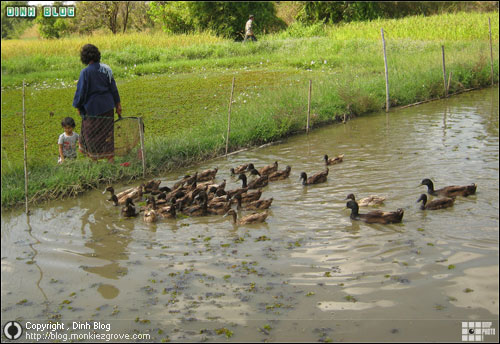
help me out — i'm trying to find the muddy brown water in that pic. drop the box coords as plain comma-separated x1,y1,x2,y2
2,87,498,342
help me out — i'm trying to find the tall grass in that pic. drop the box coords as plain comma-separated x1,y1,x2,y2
1,11,498,208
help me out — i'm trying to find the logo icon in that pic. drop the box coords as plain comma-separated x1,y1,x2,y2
3,321,23,340
462,322,496,342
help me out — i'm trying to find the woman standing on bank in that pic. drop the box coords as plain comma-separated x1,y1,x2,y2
73,44,122,163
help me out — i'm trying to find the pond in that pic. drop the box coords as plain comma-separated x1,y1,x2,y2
1,87,498,342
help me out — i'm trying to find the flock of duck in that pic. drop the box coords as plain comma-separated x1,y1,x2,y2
103,153,477,226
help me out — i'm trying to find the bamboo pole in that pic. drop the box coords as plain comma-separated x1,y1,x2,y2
306,80,312,134
442,45,448,97
489,17,494,86
381,28,389,112
447,71,452,94
22,81,29,214
138,117,146,178
225,76,235,156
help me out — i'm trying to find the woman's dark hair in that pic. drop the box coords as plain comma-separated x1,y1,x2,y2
80,44,101,65
61,117,76,128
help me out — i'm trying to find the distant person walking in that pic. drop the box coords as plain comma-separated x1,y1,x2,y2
73,44,122,163
244,14,257,42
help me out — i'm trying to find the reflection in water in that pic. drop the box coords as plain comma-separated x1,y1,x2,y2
80,208,133,283
26,214,48,307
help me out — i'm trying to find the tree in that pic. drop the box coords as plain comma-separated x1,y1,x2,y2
36,1,70,39
73,1,141,35
1,1,36,39
148,1,286,39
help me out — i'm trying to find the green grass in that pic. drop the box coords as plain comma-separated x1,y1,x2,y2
1,11,498,208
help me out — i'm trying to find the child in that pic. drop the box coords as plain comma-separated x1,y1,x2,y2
58,117,80,164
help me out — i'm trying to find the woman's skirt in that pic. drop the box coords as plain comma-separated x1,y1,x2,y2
80,109,114,159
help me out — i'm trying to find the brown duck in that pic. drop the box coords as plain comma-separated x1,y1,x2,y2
231,189,262,204
420,178,476,198
300,168,329,185
417,194,455,210
143,197,159,223
121,198,138,218
224,209,269,225
238,173,268,190
345,193,385,206
104,185,143,205
346,199,404,224
235,193,273,210
324,154,344,165
197,167,218,182
230,163,250,175
268,165,292,181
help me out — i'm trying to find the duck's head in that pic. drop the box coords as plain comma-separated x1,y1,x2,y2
285,165,291,172
103,186,114,194
238,173,247,182
158,192,167,200
324,155,329,161
230,168,236,175
345,193,355,201
125,197,135,206
247,163,255,171
420,178,433,187
299,172,307,180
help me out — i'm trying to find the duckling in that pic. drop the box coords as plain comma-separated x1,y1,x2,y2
143,197,159,223
300,168,329,185
238,173,268,190
198,167,218,182
121,198,138,218
268,165,291,181
224,209,269,225
235,193,273,210
417,194,455,210
324,154,344,165
345,193,385,206
230,164,250,175
420,178,477,198
346,199,404,224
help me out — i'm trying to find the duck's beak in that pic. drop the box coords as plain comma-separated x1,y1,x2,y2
102,189,107,194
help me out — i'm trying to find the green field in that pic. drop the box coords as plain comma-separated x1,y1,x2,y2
1,11,498,208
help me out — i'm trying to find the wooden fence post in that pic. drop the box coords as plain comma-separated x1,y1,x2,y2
22,81,29,214
489,17,494,86
138,117,146,178
381,28,389,112
442,45,448,97
225,76,235,156
306,80,312,134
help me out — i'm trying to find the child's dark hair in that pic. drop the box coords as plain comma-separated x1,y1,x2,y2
61,117,76,128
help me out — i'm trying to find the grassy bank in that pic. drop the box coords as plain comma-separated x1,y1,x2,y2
1,12,498,208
